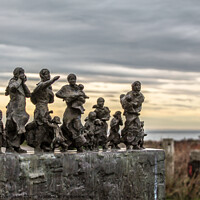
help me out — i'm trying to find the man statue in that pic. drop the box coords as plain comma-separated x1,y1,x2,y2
56,74,88,152
5,67,31,153
120,81,145,150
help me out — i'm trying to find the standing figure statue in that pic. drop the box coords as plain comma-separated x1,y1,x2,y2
56,74,88,152
5,67,31,153
93,97,110,151
83,111,97,151
107,111,123,149
0,110,5,154
120,81,145,150
27,69,60,153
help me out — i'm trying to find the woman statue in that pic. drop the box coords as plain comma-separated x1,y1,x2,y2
56,74,88,152
5,67,30,153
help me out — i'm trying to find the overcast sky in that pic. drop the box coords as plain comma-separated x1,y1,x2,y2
1,0,200,132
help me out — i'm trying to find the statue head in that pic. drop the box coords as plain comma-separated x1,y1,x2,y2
40,69,50,82
132,81,141,93
67,74,76,86
88,111,96,121
97,97,105,108
13,67,25,80
78,84,84,90
52,116,61,124
113,111,121,118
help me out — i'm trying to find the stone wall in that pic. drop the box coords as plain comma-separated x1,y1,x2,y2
0,149,165,200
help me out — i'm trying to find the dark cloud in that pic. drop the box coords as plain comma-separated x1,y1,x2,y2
0,0,200,75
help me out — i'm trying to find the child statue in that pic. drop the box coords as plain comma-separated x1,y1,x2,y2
93,97,110,151
107,111,123,149
84,112,96,151
46,116,68,152
138,121,147,149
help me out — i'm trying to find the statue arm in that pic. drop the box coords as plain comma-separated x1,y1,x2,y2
56,86,80,102
110,118,118,128
40,76,60,90
56,86,68,99
46,121,57,129
22,83,31,97
9,79,22,92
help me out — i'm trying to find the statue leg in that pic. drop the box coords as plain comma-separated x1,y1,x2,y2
34,125,46,153
5,119,27,153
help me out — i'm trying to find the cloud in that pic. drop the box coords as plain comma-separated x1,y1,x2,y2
1,0,200,131
0,0,200,74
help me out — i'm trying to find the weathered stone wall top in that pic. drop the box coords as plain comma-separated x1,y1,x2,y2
0,149,165,200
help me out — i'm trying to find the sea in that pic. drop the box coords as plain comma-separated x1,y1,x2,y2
145,130,200,141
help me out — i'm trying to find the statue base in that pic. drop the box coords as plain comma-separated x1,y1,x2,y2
0,149,165,200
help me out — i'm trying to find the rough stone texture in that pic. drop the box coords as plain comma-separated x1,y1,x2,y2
0,149,165,200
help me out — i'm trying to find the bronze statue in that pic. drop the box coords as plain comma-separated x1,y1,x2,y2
56,74,88,152
107,111,123,149
120,81,145,150
26,69,60,153
93,97,110,151
138,121,147,149
0,110,5,154
5,67,31,153
46,116,68,152
83,112,97,151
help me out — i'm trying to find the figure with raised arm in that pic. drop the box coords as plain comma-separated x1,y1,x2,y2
5,67,31,153
56,74,88,152
26,69,60,153
120,81,145,150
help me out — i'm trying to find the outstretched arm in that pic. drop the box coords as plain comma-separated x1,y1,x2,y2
41,76,60,90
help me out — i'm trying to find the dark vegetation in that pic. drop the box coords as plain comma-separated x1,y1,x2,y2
145,140,200,200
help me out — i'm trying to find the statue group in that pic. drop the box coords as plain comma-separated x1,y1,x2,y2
0,68,146,154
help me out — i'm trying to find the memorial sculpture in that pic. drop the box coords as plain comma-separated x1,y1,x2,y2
26,69,60,153
56,74,88,152
120,81,145,150
5,67,31,153
1,68,148,153
107,111,123,149
93,97,111,151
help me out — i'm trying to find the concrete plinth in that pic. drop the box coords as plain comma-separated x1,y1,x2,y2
0,149,165,200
